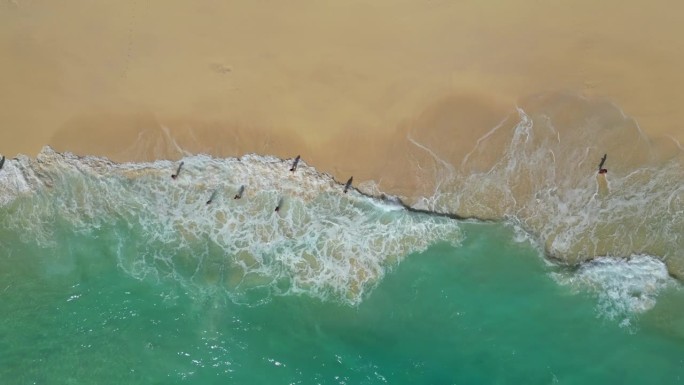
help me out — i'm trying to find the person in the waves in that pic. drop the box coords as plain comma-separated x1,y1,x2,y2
290,155,301,172
171,161,184,179
598,154,608,174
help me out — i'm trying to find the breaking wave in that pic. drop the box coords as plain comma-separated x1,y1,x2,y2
0,93,681,312
0,148,462,305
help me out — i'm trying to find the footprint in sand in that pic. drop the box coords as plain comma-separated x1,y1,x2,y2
210,62,233,75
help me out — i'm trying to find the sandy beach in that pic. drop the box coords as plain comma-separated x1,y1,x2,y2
2,0,683,188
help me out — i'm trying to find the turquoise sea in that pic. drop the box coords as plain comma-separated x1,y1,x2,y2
1,98,683,384
1,217,683,384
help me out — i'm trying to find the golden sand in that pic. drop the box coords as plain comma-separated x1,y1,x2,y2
2,0,683,187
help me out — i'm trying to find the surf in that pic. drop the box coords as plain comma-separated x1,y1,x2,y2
406,93,683,276
0,92,681,312
0,148,463,305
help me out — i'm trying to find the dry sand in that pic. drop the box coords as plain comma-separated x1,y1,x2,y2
2,0,683,187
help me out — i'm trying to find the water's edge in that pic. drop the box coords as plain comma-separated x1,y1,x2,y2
0,146,672,274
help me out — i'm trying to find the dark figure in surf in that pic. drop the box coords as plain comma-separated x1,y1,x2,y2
234,185,245,199
344,176,353,193
171,161,184,179
598,154,608,174
0,155,5,171
275,197,284,213
206,189,218,205
290,155,301,172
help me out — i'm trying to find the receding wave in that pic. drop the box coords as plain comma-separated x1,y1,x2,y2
404,93,683,277
0,148,462,305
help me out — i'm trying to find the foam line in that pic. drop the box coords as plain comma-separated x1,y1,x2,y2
552,255,675,324
0,147,463,305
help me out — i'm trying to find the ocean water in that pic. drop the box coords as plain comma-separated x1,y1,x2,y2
1,96,683,384
1,218,683,384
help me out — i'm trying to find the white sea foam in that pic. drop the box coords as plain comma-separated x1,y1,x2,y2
407,95,683,267
2,92,681,315
0,147,462,305
552,255,675,324
0,155,34,206
398,93,683,316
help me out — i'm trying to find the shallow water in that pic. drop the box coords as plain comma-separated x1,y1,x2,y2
405,93,683,270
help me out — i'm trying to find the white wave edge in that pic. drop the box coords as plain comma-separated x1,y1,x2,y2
0,147,463,306
551,255,676,325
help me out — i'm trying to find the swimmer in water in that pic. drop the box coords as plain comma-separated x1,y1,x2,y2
234,185,245,199
343,176,353,193
275,197,284,212
0,155,5,171
598,154,608,174
290,155,301,172
206,189,218,205
171,161,184,179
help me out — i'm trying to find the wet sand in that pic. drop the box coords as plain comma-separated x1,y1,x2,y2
2,0,683,189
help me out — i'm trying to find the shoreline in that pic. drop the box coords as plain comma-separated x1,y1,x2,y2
2,1,682,281
2,91,681,203
1,145,679,283
4,0,684,173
